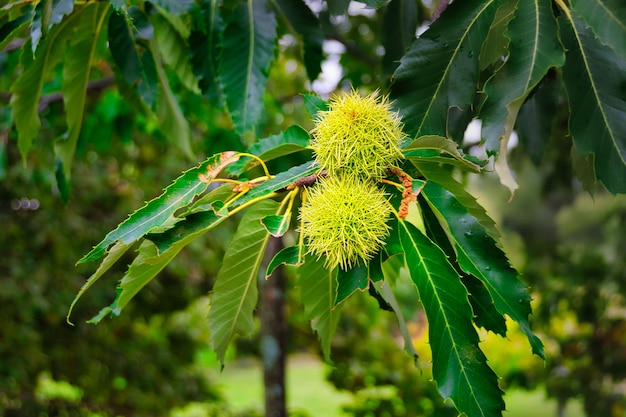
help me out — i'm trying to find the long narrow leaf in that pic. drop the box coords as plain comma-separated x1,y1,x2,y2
67,240,133,324
87,239,180,323
391,0,504,138
55,2,110,185
398,220,504,417
208,200,278,363
10,13,78,162
299,254,340,361
480,0,565,193
571,0,626,56
559,11,626,193
421,181,545,358
220,0,277,133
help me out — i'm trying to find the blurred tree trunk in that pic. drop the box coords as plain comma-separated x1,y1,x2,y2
259,237,287,417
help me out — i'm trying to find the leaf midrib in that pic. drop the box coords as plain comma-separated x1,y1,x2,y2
400,221,485,416
418,0,495,135
568,14,622,162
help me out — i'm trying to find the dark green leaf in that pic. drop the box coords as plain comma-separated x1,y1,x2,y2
478,0,516,70
327,0,350,16
108,12,143,85
190,0,223,100
266,245,302,278
411,161,502,244
516,77,559,165
480,0,565,192
421,181,545,358
560,12,626,193
220,0,277,134
79,152,240,264
275,0,324,81
299,254,340,361
572,0,626,57
228,125,311,175
381,0,417,76
153,13,199,94
463,274,508,336
209,200,278,364
335,264,368,305
398,220,505,417
391,0,505,138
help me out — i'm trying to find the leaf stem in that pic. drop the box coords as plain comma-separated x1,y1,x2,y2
238,152,272,178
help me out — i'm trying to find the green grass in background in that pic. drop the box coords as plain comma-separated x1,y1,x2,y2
214,355,585,417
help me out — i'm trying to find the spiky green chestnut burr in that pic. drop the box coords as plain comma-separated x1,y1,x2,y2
311,90,405,178
300,175,392,270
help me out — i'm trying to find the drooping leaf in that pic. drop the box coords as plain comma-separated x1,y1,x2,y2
275,0,324,81
149,0,194,16
54,2,110,184
153,13,199,94
420,196,508,335
228,125,311,175
220,0,277,134
480,0,565,193
478,0,516,70
516,76,560,165
10,15,77,162
403,135,487,172
381,0,417,76
299,254,340,361
391,0,505,138
370,279,419,362
190,0,223,100
79,152,239,264
208,200,278,364
559,12,626,193
266,245,301,278
421,181,545,358
108,10,158,106
398,219,505,417
67,241,133,324
571,0,626,57
31,0,74,54
153,38,195,159
87,239,181,323
463,274,508,336
335,264,368,305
